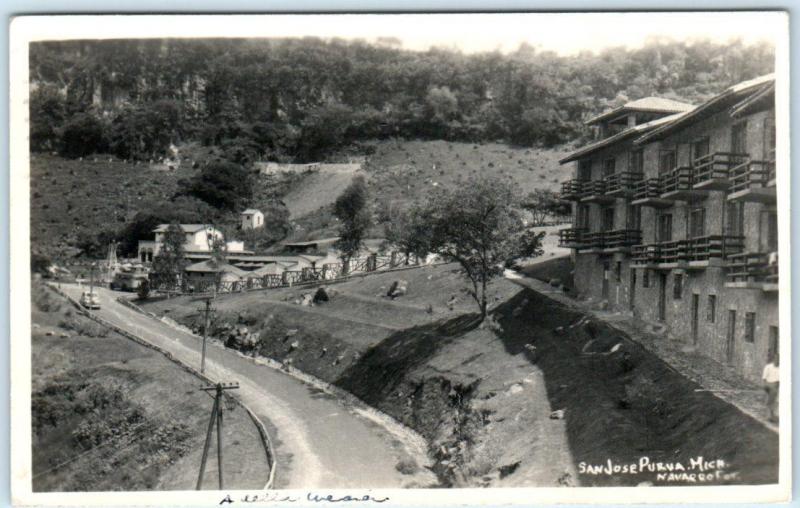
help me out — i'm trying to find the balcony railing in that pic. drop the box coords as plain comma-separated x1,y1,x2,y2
661,167,694,195
603,229,642,248
729,160,776,194
632,243,661,265
633,178,662,200
692,152,748,188
726,252,778,285
604,172,643,196
558,227,587,247
631,235,745,265
581,231,607,249
560,179,584,201
684,235,745,261
581,180,607,198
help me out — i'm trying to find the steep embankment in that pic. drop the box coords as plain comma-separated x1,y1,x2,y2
30,281,269,491
142,263,778,488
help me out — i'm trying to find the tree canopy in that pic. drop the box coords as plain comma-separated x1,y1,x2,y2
29,37,775,161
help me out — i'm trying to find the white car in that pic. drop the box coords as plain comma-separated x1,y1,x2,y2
80,291,101,310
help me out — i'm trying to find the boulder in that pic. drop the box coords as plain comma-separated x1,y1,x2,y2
387,280,408,299
313,287,330,304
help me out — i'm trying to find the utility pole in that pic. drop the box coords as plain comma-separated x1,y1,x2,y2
196,382,239,490
89,262,96,296
198,297,216,374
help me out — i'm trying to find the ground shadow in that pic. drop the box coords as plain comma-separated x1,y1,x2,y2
492,289,778,486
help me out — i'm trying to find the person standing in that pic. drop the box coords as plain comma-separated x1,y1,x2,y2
762,355,780,423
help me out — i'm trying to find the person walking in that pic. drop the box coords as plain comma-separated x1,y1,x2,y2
762,355,780,423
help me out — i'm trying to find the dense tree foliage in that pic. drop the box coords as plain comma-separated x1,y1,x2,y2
186,161,253,211
150,222,187,290
29,37,774,161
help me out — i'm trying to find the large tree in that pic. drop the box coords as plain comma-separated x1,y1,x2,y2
187,160,253,211
333,176,372,272
407,175,543,319
150,222,187,291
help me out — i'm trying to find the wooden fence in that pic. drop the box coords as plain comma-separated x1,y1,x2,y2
149,251,422,296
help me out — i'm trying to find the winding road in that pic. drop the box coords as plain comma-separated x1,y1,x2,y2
57,284,436,489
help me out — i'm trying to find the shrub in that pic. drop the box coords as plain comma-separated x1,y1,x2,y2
60,112,106,158
186,160,253,211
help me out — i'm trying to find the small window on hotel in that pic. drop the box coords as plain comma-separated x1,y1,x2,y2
707,295,717,323
673,273,683,300
643,269,651,288
745,312,756,343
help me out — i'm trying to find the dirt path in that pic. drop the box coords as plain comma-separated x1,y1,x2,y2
58,284,436,489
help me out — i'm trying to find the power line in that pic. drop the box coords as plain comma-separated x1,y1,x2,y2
196,382,239,490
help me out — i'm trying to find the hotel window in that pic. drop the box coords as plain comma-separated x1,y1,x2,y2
731,121,748,160
577,204,590,229
602,207,615,232
744,312,756,343
726,202,745,236
657,213,673,242
707,295,717,323
629,149,644,174
615,261,622,282
659,150,676,175
763,115,776,161
578,160,592,181
673,273,683,300
627,204,641,230
603,158,616,178
689,207,706,238
643,269,651,288
692,137,710,165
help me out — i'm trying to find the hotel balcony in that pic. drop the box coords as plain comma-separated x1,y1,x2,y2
559,228,641,253
725,252,779,291
560,179,584,201
630,235,744,269
727,160,776,203
580,180,615,204
691,152,748,191
558,227,587,248
632,177,672,208
602,229,642,252
661,167,706,200
604,171,644,197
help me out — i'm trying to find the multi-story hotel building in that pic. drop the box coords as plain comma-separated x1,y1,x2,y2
558,74,777,382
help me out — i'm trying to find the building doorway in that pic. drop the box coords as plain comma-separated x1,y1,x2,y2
726,310,737,363
658,272,667,321
691,293,700,345
629,268,637,311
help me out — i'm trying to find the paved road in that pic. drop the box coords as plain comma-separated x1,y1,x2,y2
59,284,436,489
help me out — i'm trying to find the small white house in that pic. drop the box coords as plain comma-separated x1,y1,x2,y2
241,209,265,230
138,224,224,262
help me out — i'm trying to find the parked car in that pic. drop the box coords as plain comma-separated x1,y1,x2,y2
80,291,101,310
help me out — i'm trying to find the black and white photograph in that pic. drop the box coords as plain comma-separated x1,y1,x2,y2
8,11,791,506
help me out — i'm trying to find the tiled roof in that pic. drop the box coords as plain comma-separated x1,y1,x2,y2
560,110,692,164
586,97,695,125
185,260,247,276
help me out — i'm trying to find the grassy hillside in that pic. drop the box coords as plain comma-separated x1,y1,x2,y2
289,140,572,240
30,140,572,258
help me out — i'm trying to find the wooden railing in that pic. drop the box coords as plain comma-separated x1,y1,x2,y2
661,167,694,194
726,252,778,284
604,172,643,195
729,160,775,193
634,177,663,200
581,180,607,198
692,152,748,185
558,228,587,247
603,229,642,248
631,235,744,264
560,179,585,200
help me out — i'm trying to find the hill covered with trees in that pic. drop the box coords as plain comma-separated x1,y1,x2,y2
30,37,774,163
